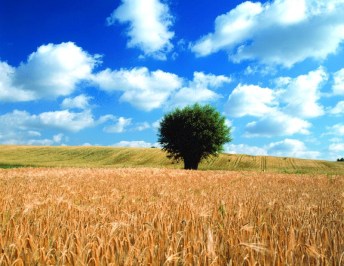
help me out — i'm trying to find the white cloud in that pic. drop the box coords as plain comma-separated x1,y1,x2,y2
191,0,344,67
107,0,174,59
134,122,151,131
191,72,231,89
0,110,70,145
226,84,276,117
225,139,320,159
93,67,182,111
328,137,344,159
167,71,230,109
0,109,113,138
0,42,98,102
327,123,344,135
0,62,35,101
52,133,64,143
152,119,161,130
28,131,41,137
245,112,311,137
61,94,92,110
192,1,263,57
224,143,268,156
26,134,65,146
0,111,38,143
267,139,320,159
329,101,344,115
26,139,56,146
168,87,221,110
277,67,327,118
103,117,132,133
113,140,156,148
333,68,344,95
329,143,344,153
39,110,98,132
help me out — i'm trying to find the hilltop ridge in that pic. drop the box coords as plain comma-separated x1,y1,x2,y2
0,145,343,174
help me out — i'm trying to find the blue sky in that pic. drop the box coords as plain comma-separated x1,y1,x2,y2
1,0,344,160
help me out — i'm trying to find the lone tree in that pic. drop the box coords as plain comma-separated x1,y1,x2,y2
158,104,232,170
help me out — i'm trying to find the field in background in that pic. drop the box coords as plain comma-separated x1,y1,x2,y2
1,145,344,174
0,168,343,265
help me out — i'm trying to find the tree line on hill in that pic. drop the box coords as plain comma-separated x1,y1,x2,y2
337,158,344,162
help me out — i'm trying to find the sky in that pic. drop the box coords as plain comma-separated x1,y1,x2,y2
1,0,344,161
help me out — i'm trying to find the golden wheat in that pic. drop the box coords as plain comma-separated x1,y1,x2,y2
0,168,343,265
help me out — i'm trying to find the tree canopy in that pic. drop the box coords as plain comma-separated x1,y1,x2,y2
158,104,232,170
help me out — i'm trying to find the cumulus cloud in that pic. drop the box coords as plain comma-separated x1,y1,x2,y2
267,139,320,159
327,123,344,135
191,72,231,88
245,112,311,137
93,67,182,111
26,134,66,146
0,110,69,145
38,110,103,132
103,117,132,133
61,94,93,110
134,122,151,131
329,101,344,115
329,143,344,153
191,0,344,67
0,109,113,137
226,68,327,119
226,84,276,117
167,87,220,109
0,42,98,102
328,136,344,159
107,0,174,59
277,67,327,118
224,143,268,156
113,140,156,148
224,139,319,159
167,72,231,109
0,62,35,101
333,68,344,95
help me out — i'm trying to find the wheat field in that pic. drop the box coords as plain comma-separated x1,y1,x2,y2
0,168,343,265
1,145,344,174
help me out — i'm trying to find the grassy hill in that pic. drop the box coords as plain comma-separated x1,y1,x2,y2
0,145,343,174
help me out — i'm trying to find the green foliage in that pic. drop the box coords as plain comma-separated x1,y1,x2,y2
158,104,232,170
337,157,344,162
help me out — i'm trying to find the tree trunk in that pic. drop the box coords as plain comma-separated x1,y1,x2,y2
183,157,199,170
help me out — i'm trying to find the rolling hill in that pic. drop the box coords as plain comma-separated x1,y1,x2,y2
0,145,343,174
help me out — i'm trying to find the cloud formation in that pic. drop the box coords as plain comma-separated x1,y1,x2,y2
113,140,156,148
167,72,231,109
0,42,98,102
225,68,328,137
225,138,320,159
103,117,132,133
39,110,99,132
0,109,112,140
245,112,311,137
327,123,344,135
267,139,320,159
330,101,344,115
61,94,93,110
333,68,344,95
226,84,276,117
277,67,327,118
191,0,344,67
107,0,174,59
93,67,182,111
224,143,268,156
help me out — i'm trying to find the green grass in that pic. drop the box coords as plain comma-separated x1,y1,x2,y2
0,145,343,174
